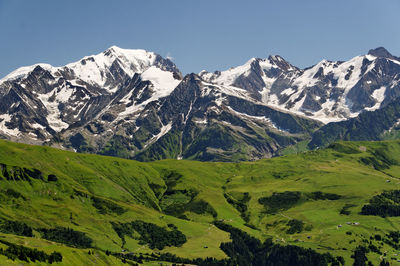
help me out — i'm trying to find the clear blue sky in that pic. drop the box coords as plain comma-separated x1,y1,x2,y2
1,0,399,78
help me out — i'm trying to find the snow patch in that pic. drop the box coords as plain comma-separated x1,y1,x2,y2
227,107,267,121
38,90,69,132
335,55,374,92
226,106,288,132
194,118,208,124
281,88,295,95
293,95,306,110
146,122,173,146
0,114,20,136
215,96,224,106
141,66,181,97
212,58,255,85
372,86,386,102
201,82,251,100
365,86,386,111
117,67,180,118
56,86,75,103
30,123,46,130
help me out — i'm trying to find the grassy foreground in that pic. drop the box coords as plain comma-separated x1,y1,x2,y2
0,139,399,265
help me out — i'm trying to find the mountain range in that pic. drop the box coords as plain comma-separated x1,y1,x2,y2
1,46,400,161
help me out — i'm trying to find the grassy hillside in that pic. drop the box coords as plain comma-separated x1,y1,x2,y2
0,139,399,265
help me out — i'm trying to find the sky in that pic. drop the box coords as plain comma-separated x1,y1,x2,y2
0,0,399,78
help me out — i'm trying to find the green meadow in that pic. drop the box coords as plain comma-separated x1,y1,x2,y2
0,139,399,265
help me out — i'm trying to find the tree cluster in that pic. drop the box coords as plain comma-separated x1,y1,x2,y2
112,220,186,250
3,188,26,200
361,190,400,217
383,231,400,249
38,227,93,248
308,191,341,200
351,246,369,266
214,221,343,266
340,204,355,215
258,191,301,213
286,219,305,234
110,221,349,266
91,196,126,215
0,219,33,237
224,192,250,222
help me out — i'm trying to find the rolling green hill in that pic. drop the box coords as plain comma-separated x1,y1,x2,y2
0,139,399,265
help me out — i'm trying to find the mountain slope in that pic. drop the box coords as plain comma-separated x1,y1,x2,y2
130,74,322,161
59,73,321,162
309,96,400,149
0,139,400,264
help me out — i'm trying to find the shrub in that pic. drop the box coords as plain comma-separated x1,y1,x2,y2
286,219,305,234
47,174,58,182
4,188,26,200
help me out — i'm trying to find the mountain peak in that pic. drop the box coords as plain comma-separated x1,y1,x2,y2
183,73,202,82
367,47,393,58
268,55,285,62
104,45,153,58
267,55,296,71
0,63,54,84
100,46,157,68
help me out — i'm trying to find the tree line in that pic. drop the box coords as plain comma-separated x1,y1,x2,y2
0,239,62,263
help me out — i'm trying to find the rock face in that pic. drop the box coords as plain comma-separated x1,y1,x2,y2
1,46,400,161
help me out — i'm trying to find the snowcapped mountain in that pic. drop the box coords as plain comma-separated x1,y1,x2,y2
0,46,400,161
1,46,179,91
199,47,400,123
0,46,182,144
